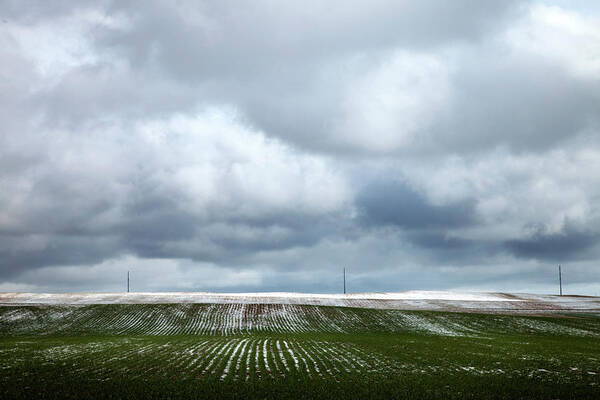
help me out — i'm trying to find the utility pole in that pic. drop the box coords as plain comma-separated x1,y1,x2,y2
343,268,346,295
558,265,562,296
127,270,130,293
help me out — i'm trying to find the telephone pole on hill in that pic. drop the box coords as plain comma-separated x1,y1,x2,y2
343,268,346,294
127,270,130,293
558,265,562,296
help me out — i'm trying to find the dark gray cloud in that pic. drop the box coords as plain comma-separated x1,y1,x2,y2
505,224,600,262
357,180,476,229
0,234,122,279
435,55,600,153
355,180,506,264
1,0,600,294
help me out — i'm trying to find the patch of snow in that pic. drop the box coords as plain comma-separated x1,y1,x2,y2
3,291,599,315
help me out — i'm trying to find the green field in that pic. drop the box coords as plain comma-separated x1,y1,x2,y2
1,304,599,399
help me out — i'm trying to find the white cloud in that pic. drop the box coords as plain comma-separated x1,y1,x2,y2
135,109,351,218
333,51,452,152
508,4,600,78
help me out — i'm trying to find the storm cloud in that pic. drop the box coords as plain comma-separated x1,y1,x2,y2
1,0,600,294
357,180,476,229
506,224,600,261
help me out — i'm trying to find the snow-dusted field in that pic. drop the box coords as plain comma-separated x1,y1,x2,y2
1,291,599,314
1,296,599,394
0,336,395,381
2,302,600,338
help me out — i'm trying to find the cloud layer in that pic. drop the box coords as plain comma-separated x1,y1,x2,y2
1,0,600,294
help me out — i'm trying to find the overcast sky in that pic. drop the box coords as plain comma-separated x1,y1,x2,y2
1,1,600,295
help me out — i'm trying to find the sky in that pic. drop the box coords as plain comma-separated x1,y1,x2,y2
1,0,599,295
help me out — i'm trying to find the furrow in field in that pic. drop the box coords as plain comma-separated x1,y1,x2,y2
339,342,382,371
254,339,263,379
274,306,288,334
135,342,175,377
189,306,200,335
169,340,210,377
89,307,119,334
176,305,189,335
340,343,377,372
294,340,326,379
277,305,291,332
220,338,248,380
286,305,306,333
115,308,138,335
244,339,255,381
187,339,224,374
238,304,246,334
323,343,356,373
119,342,163,378
228,304,237,335
132,308,157,335
227,304,236,335
311,341,343,375
271,305,282,333
51,306,89,334
209,338,237,377
262,306,273,333
283,306,297,332
188,305,202,335
112,308,136,335
126,308,153,335
262,339,274,378
152,308,176,335
107,307,137,334
229,303,238,335
312,307,337,333
398,312,461,336
199,306,211,335
282,306,297,333
108,308,137,334
269,306,282,333
196,304,210,335
216,305,226,335
175,304,190,335
287,340,312,378
276,340,290,374
513,317,596,336
202,339,236,376
222,304,231,336
154,343,185,376
158,308,177,335
139,308,164,335
233,338,250,381
268,338,284,378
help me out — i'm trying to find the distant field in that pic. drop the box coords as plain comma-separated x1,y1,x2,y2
1,303,599,399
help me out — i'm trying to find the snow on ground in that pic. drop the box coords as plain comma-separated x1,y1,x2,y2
0,291,599,314
0,338,391,381
2,302,600,338
0,290,514,304
2,336,597,384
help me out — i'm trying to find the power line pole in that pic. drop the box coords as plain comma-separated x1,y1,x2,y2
558,264,562,296
127,270,130,293
343,268,346,295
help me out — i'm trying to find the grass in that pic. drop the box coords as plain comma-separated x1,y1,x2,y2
0,304,599,399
